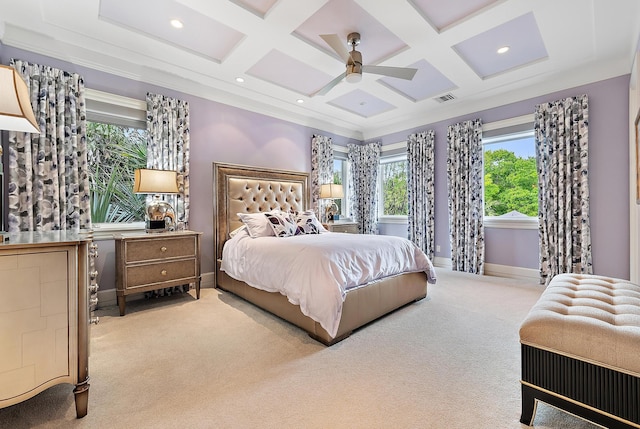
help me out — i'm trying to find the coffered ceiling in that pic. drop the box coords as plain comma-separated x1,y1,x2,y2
1,0,639,140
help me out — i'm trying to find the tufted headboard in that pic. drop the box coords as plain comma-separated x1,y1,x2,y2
213,162,309,262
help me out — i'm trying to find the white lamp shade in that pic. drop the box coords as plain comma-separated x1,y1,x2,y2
133,169,179,194
0,65,39,133
320,183,344,199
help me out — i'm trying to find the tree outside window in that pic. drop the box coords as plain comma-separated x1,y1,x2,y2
87,122,147,223
380,158,408,216
483,133,538,218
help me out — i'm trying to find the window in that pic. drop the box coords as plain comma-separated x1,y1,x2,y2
87,122,147,223
85,89,147,234
332,158,346,215
483,130,538,229
379,155,408,220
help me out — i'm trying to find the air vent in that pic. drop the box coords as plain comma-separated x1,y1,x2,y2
434,93,456,103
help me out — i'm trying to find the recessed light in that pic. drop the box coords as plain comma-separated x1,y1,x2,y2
497,46,510,54
296,99,304,104
235,77,245,83
170,19,183,29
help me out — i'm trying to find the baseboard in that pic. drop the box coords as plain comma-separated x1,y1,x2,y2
433,256,452,269
97,289,117,308
97,273,217,309
484,263,539,281
201,272,215,288
433,257,539,282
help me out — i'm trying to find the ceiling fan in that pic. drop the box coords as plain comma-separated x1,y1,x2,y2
313,32,418,96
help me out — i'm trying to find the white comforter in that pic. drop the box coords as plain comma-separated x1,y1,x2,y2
220,229,436,338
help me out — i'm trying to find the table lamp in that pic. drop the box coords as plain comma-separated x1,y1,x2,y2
133,168,179,233
320,183,344,223
0,65,40,243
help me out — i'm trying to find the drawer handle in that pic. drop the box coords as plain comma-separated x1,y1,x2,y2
161,270,167,276
160,246,167,252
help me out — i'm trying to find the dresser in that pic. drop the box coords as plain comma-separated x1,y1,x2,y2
0,231,98,418
323,220,359,234
115,231,201,316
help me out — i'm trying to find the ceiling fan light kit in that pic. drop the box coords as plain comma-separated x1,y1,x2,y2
315,32,417,96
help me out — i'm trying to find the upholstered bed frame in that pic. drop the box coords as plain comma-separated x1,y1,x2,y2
213,162,428,345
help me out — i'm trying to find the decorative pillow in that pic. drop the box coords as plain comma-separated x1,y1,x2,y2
265,211,298,237
294,210,325,235
237,212,275,238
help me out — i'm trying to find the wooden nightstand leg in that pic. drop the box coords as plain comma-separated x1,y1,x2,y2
117,295,126,316
196,280,201,299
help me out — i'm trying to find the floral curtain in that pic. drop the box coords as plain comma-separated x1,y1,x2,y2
347,142,380,234
446,119,484,274
311,134,333,221
535,95,592,285
146,93,190,297
7,59,91,232
407,130,435,260
146,92,190,229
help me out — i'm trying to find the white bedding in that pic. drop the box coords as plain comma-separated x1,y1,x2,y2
220,228,436,338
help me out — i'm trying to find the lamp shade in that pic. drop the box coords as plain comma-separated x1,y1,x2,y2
133,169,179,194
0,65,39,133
320,183,344,199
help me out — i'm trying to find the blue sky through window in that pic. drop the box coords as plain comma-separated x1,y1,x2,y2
484,135,535,158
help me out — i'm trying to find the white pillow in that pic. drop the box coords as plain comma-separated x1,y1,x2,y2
237,212,275,238
229,225,247,238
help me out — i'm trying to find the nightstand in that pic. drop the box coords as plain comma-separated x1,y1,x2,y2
115,230,201,316
322,220,359,234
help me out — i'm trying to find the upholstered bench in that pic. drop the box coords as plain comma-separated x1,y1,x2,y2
519,273,640,429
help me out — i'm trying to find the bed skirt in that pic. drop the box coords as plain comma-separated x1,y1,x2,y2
216,267,428,345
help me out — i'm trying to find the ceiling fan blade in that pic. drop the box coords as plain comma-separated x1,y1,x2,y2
320,34,350,62
362,65,418,80
312,72,347,96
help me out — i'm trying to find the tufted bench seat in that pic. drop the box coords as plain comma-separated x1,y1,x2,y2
519,273,640,428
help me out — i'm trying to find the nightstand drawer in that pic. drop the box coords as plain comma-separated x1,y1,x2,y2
126,259,197,287
324,222,359,233
115,231,202,315
125,236,196,262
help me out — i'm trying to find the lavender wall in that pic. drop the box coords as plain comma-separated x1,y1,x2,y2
0,45,631,285
373,75,631,279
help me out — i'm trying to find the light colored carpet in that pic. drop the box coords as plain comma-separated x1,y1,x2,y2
0,269,602,429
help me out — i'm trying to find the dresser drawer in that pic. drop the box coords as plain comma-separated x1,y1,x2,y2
125,236,196,262
125,259,197,287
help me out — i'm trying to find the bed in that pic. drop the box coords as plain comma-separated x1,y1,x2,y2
213,162,436,345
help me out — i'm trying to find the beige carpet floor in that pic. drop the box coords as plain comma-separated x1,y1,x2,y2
0,269,603,429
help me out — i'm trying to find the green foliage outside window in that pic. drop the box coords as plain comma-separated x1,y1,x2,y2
382,160,408,216
333,161,343,214
484,148,538,217
87,122,147,223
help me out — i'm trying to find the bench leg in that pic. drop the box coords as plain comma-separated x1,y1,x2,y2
520,384,537,425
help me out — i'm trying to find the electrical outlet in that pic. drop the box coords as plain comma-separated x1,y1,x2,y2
436,245,441,252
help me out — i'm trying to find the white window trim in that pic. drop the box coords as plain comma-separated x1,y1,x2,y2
378,152,408,222
378,215,408,224
484,216,538,230
86,89,147,232
91,222,146,240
